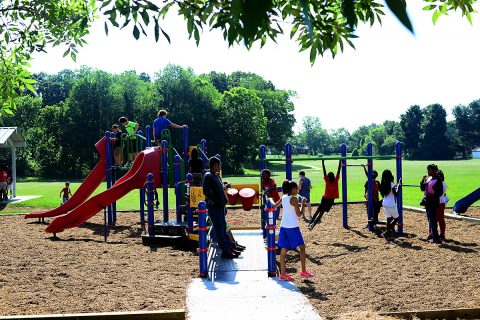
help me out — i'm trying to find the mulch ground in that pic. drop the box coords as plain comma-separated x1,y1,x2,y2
1,205,479,319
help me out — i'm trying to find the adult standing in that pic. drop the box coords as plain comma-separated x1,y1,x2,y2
202,157,240,259
420,164,443,244
153,110,187,143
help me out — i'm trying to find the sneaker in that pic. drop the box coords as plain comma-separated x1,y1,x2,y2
221,251,240,259
279,274,294,281
439,234,446,242
299,271,315,278
307,224,314,231
426,235,433,241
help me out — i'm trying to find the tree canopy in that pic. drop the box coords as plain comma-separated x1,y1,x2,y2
1,0,478,114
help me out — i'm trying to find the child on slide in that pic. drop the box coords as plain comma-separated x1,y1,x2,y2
270,180,314,281
308,160,341,230
379,170,401,240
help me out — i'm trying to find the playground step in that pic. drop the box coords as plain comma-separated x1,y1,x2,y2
186,230,322,320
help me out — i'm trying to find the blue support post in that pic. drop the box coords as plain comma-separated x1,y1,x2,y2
186,173,193,231
103,207,108,242
395,141,404,236
367,142,374,231
285,143,293,181
161,140,169,223
105,131,113,225
110,132,117,224
260,145,267,239
266,200,277,277
146,173,155,237
174,155,182,223
183,126,189,167
145,125,152,148
341,143,348,229
139,187,145,224
198,201,208,278
200,138,207,155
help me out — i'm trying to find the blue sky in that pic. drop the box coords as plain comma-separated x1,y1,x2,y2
30,2,480,132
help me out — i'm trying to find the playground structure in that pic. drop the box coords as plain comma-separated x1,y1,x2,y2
259,141,421,237
25,126,212,246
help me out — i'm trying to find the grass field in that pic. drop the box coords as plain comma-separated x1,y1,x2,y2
2,159,479,214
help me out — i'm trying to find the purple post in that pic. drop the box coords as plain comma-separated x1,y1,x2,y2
146,173,155,237
145,125,152,148
285,143,292,180
174,155,182,223
341,143,348,229
186,173,193,232
260,145,267,238
266,200,277,277
105,131,113,225
183,126,189,167
198,201,208,278
161,140,169,222
367,142,374,231
395,141,404,236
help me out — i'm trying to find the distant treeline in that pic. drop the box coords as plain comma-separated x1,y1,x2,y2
3,65,295,178
293,102,480,160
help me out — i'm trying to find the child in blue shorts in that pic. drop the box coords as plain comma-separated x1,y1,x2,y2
271,180,314,281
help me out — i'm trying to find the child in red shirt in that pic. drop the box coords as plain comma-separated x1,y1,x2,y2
60,182,72,204
308,160,341,230
261,169,281,219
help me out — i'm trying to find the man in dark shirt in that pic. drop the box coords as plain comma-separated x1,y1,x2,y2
203,157,239,259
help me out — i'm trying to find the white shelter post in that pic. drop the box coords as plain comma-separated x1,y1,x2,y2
11,146,16,198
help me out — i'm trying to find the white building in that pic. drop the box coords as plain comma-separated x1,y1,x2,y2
473,147,480,159
0,127,27,197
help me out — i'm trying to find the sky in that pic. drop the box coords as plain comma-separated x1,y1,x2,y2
30,2,480,132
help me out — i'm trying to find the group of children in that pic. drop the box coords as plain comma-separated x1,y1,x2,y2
262,160,449,280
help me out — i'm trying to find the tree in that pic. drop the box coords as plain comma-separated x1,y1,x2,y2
218,87,267,173
301,116,331,155
1,0,475,113
400,105,423,159
33,70,78,107
453,100,480,156
419,104,454,160
330,128,351,153
349,124,377,153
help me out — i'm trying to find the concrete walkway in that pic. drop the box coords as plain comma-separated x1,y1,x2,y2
0,195,41,205
187,230,322,320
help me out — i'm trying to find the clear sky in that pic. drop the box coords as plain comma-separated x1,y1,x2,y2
30,2,480,132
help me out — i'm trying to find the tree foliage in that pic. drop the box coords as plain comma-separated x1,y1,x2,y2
1,0,478,113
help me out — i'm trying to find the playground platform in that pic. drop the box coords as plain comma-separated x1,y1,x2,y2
187,230,321,320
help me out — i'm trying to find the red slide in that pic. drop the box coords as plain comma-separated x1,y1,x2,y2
25,138,108,220
44,147,161,234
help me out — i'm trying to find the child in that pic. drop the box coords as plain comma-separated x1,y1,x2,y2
189,148,205,186
271,180,314,281
363,167,382,225
261,169,281,218
0,167,7,201
111,124,123,166
308,160,341,230
420,164,443,244
437,170,448,241
60,182,72,204
379,170,401,240
119,117,139,163
6,171,13,199
298,171,312,220
153,110,188,143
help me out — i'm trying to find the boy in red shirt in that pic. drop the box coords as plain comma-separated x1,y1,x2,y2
261,169,281,219
308,160,341,230
59,182,72,204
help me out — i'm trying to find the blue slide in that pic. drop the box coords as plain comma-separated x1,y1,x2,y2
453,188,480,214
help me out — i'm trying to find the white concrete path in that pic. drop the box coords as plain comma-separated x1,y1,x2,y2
187,230,322,320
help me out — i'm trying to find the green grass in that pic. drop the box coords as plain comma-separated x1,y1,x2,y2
3,159,479,214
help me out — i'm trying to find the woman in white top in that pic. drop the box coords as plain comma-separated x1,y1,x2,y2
271,180,314,281
380,170,400,240
436,170,448,241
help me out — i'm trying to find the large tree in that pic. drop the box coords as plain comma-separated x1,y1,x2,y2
301,116,331,155
419,104,454,160
218,87,267,173
453,100,480,156
1,0,476,113
400,105,423,159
